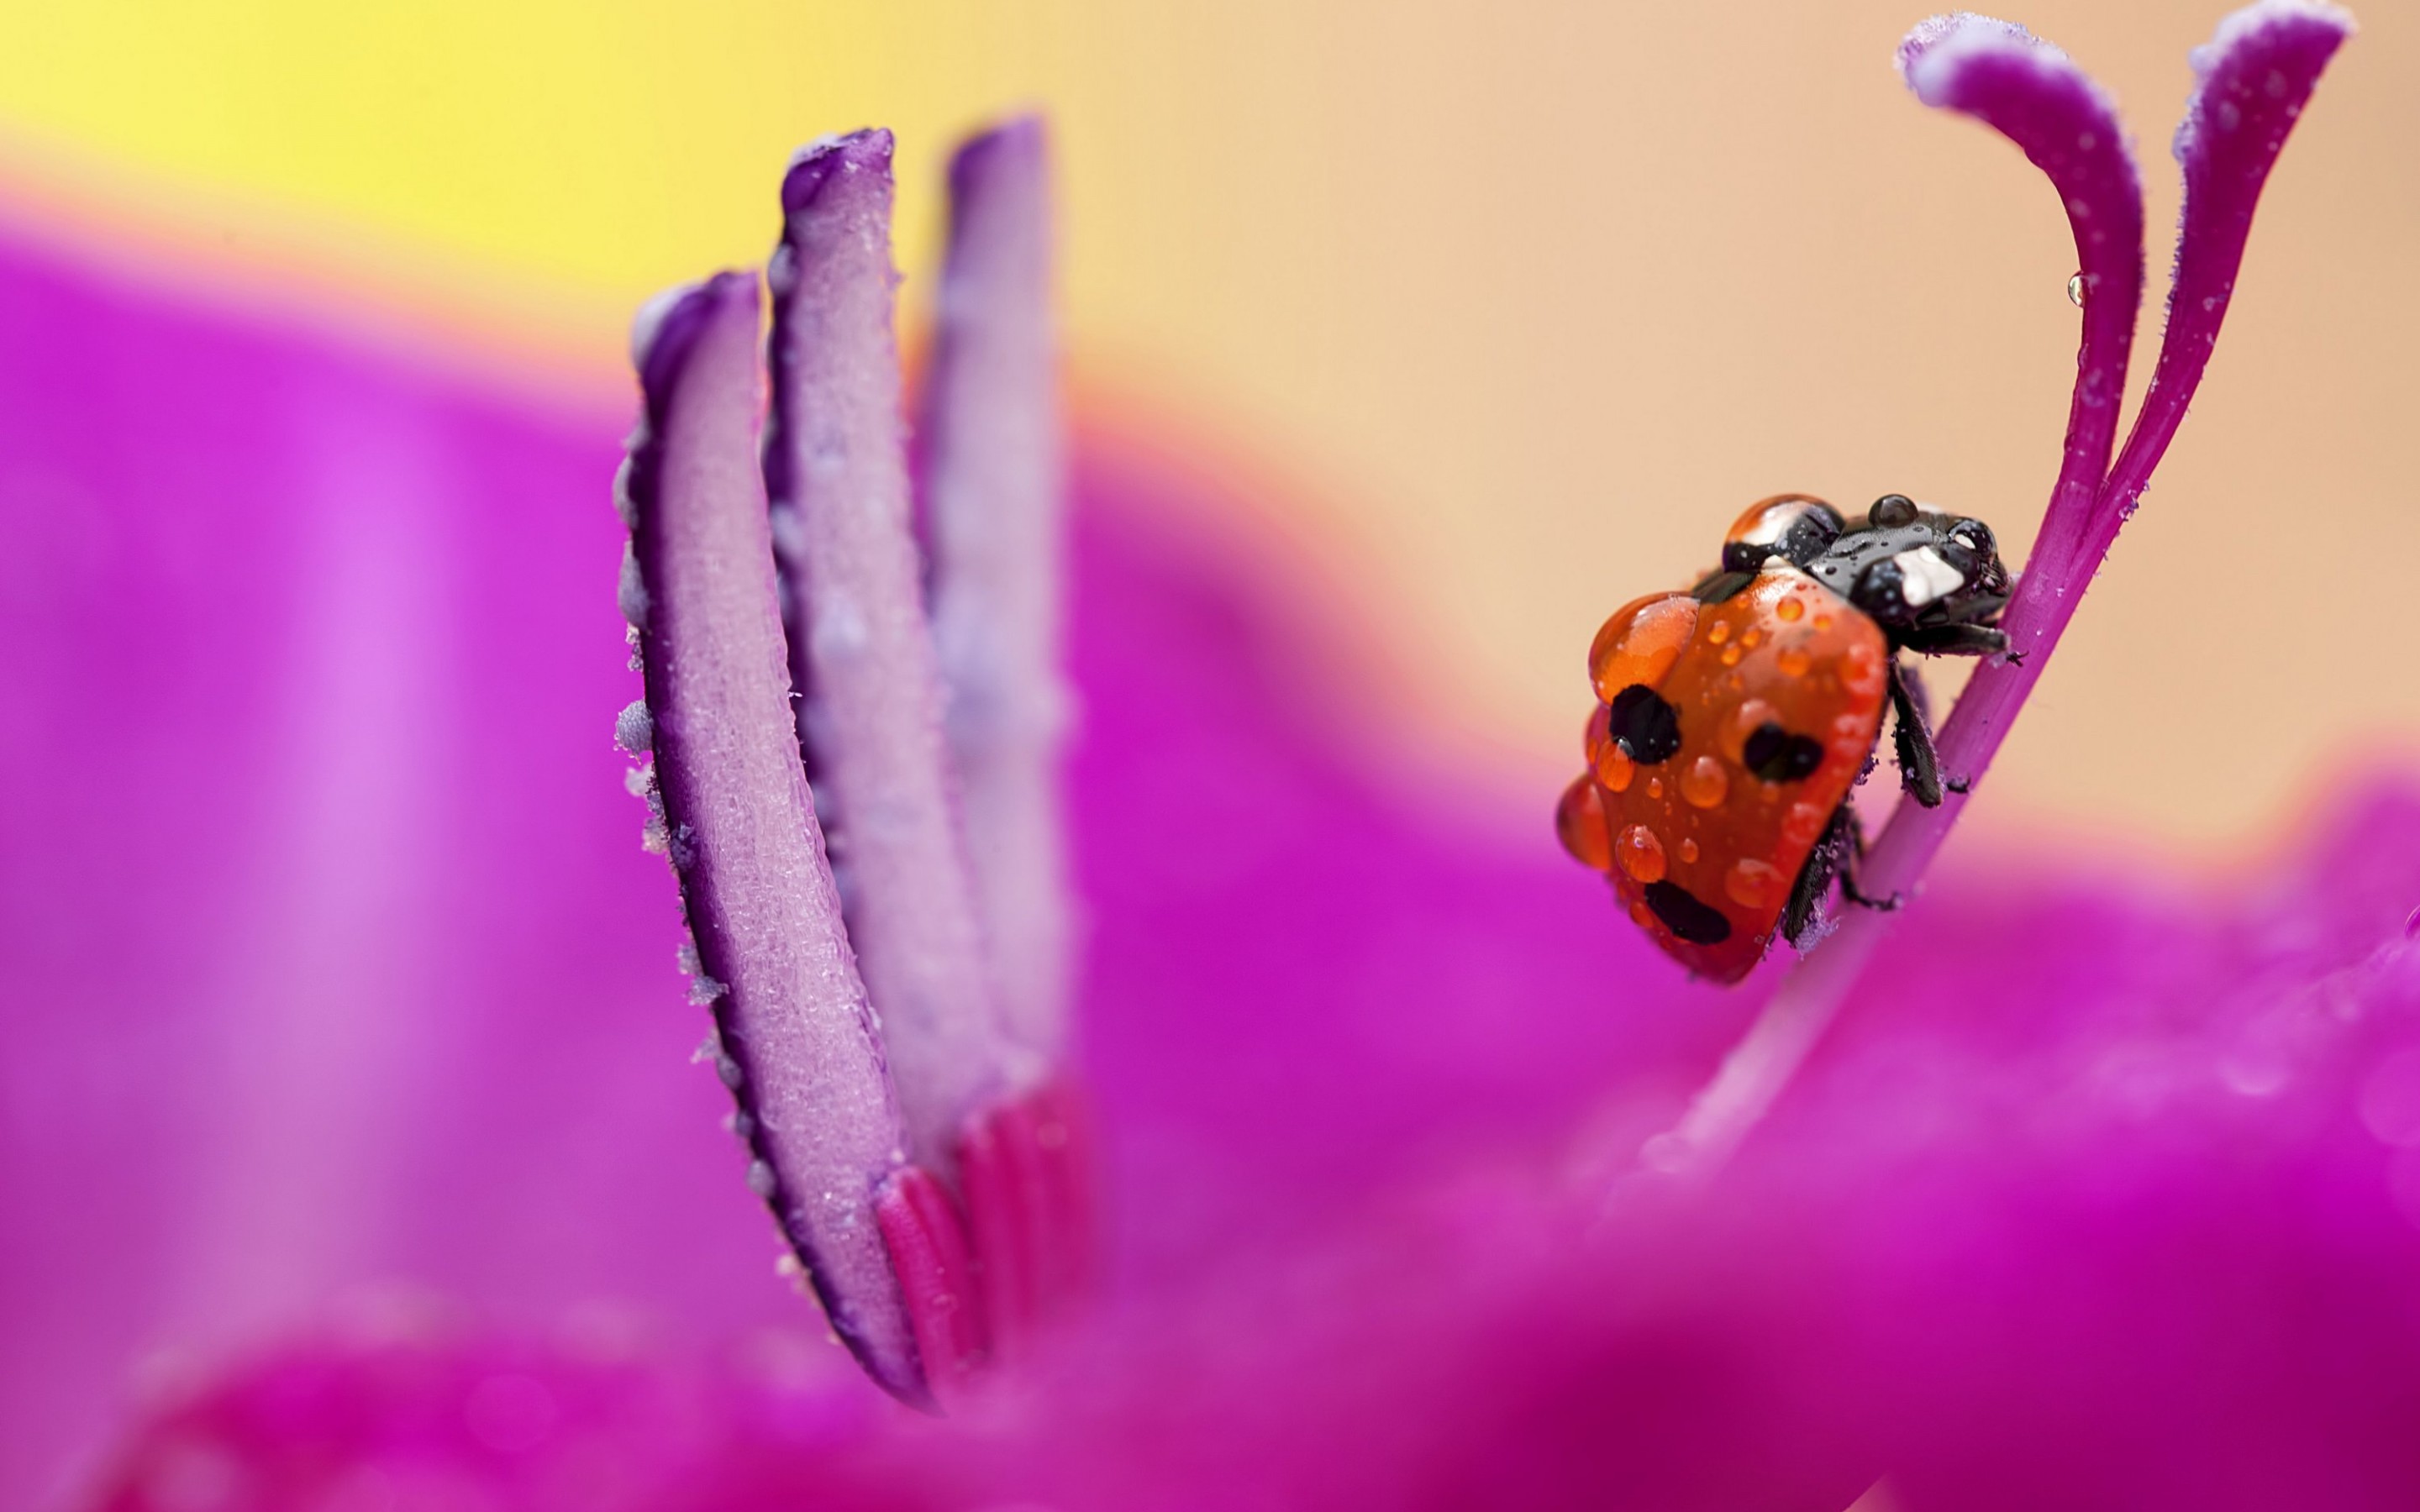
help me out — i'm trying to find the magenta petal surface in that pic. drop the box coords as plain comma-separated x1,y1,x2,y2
766,129,1018,1173
623,273,922,1403
82,790,2420,1510
0,202,1681,1503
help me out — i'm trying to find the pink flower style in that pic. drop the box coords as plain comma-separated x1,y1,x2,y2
9,3,2407,1508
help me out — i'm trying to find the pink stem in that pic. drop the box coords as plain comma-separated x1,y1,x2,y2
876,1166,992,1403
1647,3,2349,1176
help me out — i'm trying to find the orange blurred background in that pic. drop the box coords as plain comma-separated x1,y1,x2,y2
0,0,2405,856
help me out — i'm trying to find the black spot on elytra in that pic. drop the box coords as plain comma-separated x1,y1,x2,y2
1744,722,1825,783
1644,880,1732,945
1608,685,1682,764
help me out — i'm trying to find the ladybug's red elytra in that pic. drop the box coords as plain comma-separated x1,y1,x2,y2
1556,493,2012,984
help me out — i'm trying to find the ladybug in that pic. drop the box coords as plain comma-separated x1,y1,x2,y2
1555,493,2012,984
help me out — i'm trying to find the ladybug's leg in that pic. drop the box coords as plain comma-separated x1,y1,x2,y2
1886,658,1946,808
1781,803,1857,948
1829,804,1905,914
1898,622,2009,658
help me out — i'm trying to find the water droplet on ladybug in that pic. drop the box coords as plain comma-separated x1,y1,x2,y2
1776,596,1804,623
1776,646,1811,678
1585,703,1611,761
1556,776,1613,872
1706,621,1732,645
1781,801,1827,848
1813,614,1835,632
1616,823,1667,884
1629,900,1657,929
1740,627,1764,650
1726,857,1784,908
2066,272,2086,307
1590,595,1700,704
1646,776,1665,800
1596,742,1635,792
1719,643,1744,667
1726,698,1777,762
1681,755,1729,809
1841,640,1884,697
1678,837,1700,864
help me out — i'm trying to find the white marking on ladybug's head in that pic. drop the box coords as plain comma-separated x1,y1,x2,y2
1892,546,1965,606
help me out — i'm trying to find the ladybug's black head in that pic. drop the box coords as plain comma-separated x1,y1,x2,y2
1805,494,2011,641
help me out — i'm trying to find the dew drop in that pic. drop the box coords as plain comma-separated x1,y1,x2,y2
1584,702,1612,762
1590,595,1700,703
2066,272,2086,307
1782,801,1828,848
1629,900,1657,929
1706,621,1732,645
1646,776,1665,800
1555,776,1614,872
1719,643,1744,668
1841,640,1885,697
1681,755,1729,809
1740,627,1764,650
1776,647,1812,678
1813,614,1835,632
1595,741,1635,793
1616,824,1668,884
1726,698,1778,762
1775,596,1804,622
1678,837,1700,864
1725,857,1784,909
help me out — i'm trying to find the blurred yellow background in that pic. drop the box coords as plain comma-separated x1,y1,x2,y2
0,0,2407,854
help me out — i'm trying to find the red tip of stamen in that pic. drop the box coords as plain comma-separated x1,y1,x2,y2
875,1165,988,1406
959,1076,1099,1362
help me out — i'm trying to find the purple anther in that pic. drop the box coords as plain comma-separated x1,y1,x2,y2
619,272,926,1404
921,117,1076,1060
765,130,1024,1177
